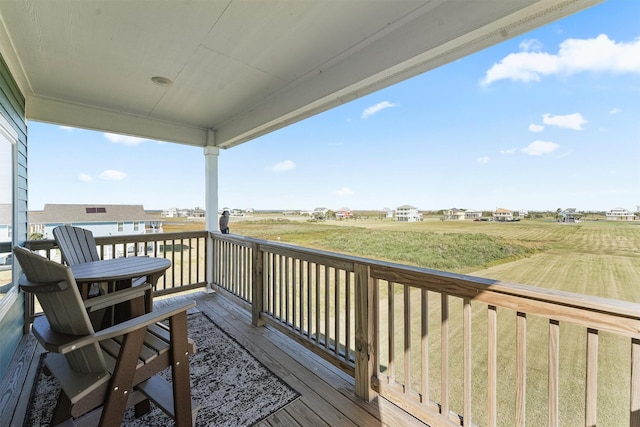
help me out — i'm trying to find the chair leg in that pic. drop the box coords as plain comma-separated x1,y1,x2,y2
134,398,151,418
170,311,194,427
99,328,147,426
51,391,72,426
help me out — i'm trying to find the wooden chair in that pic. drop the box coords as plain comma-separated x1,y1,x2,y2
14,246,199,426
53,225,103,299
53,225,101,266
53,225,151,311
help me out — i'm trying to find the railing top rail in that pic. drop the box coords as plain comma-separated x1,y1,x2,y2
25,231,209,251
368,263,640,319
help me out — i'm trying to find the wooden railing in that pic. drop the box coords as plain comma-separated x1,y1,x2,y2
25,231,208,298
22,231,640,425
211,233,640,427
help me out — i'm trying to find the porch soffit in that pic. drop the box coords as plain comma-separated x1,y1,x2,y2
0,0,600,148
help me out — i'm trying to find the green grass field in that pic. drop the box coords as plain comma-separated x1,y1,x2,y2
230,216,640,303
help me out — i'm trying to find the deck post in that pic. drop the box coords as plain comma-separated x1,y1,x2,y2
355,263,376,401
204,138,219,293
251,243,264,327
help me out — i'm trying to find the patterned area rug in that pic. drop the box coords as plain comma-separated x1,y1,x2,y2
24,312,300,426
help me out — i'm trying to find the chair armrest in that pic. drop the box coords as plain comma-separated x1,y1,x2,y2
83,283,152,313
58,300,196,354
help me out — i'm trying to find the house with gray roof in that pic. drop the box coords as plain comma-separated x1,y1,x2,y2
29,204,162,240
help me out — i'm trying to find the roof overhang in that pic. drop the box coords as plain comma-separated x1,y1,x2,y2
0,0,601,149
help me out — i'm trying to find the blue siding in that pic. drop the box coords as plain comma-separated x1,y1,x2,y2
0,52,26,382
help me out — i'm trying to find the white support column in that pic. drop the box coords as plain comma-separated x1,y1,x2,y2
204,129,219,293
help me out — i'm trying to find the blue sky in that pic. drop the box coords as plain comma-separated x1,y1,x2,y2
28,0,640,213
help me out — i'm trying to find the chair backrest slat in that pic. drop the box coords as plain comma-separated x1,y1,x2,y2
54,225,100,265
13,246,106,373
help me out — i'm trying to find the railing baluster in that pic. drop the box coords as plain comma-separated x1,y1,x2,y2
335,267,340,356
315,262,321,344
516,312,527,426
488,305,497,425
283,256,293,326
549,319,560,427
586,328,598,426
463,297,471,425
278,254,284,321
299,259,304,334
306,261,312,338
324,266,330,349
632,338,640,427
441,293,449,417
388,281,395,382
345,270,351,361
421,289,429,405
404,284,410,394
374,277,380,378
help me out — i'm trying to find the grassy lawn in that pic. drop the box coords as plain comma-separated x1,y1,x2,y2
165,215,640,425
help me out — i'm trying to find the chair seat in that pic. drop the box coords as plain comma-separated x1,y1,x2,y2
35,315,196,418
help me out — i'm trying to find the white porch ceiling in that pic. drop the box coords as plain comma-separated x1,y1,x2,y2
0,0,600,149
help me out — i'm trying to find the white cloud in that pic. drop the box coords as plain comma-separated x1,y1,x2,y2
481,34,640,86
519,39,543,52
529,123,544,132
270,160,296,172
542,113,587,130
521,140,559,156
361,101,397,119
104,133,147,145
500,148,517,155
335,186,354,196
59,126,76,132
99,169,127,180
78,173,93,182
476,156,490,164
609,107,622,115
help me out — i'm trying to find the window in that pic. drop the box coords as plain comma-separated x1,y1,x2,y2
0,113,16,304
86,207,107,213
134,222,139,231
118,222,124,232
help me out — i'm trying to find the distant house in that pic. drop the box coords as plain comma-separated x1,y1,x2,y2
335,207,352,219
381,208,394,219
493,208,514,222
396,205,422,222
606,207,635,221
443,208,466,221
558,208,581,223
190,207,205,217
312,207,329,219
162,207,179,218
465,209,482,220
0,203,11,242
29,204,162,240
0,203,11,265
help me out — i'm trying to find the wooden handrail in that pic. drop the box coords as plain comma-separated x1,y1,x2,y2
210,232,640,426
25,231,640,425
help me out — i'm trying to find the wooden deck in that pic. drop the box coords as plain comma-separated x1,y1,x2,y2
2,289,429,427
